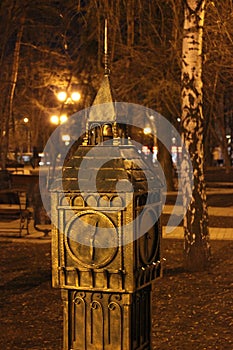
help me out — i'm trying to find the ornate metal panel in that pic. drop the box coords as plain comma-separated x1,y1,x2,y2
61,287,151,350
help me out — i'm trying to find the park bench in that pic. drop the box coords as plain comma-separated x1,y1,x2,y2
0,170,31,237
0,188,31,237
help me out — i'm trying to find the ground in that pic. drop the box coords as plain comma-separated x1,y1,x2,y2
152,239,233,350
1,167,233,349
0,238,232,350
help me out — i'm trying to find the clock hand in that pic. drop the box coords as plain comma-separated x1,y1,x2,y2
144,232,149,258
90,220,99,261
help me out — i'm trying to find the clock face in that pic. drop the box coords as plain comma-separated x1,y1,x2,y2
65,211,118,268
139,209,159,264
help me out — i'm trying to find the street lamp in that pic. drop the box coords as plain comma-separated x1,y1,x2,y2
50,89,81,126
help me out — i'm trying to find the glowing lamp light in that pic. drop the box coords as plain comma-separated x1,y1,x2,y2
50,115,59,125
61,134,71,146
57,90,81,103
61,134,70,142
57,91,67,102
50,114,68,125
71,91,81,102
60,114,68,124
23,117,29,123
142,145,150,155
143,127,152,135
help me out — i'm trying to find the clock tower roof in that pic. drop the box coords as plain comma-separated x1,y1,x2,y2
52,144,163,193
88,74,116,123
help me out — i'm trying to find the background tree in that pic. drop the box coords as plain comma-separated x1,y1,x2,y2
203,0,233,168
0,1,232,188
181,0,210,271
0,0,25,167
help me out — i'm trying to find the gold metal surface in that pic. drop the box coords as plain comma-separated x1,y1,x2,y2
51,142,162,349
51,62,162,348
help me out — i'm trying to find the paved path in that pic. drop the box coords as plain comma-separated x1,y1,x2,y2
162,226,233,240
0,187,232,241
162,187,233,240
163,204,233,217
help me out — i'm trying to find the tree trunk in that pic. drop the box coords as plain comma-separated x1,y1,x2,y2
1,13,25,168
126,0,135,48
157,128,174,192
181,0,210,271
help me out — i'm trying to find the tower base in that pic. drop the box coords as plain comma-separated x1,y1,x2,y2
61,286,152,350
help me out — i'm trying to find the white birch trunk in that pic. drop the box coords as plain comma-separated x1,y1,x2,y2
181,0,210,270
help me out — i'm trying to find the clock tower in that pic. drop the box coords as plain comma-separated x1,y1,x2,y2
51,23,163,350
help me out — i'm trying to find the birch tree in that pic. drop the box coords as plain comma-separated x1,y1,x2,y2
181,0,210,270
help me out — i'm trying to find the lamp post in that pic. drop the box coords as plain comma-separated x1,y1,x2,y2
23,117,31,153
47,89,81,186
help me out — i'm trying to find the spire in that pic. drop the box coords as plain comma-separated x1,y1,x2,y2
104,18,110,76
88,18,115,123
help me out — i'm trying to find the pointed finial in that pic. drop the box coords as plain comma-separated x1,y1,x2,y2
104,18,110,76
